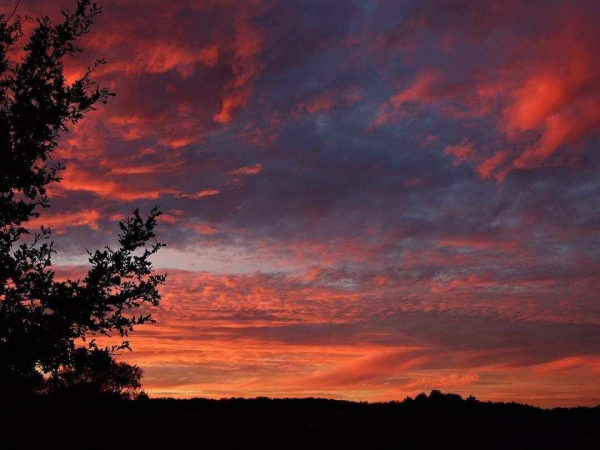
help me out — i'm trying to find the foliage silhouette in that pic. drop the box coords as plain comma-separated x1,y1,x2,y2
0,1,164,403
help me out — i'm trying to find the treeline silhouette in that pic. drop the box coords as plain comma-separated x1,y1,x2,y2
5,391,599,449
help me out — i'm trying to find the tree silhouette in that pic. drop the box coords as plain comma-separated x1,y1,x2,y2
0,1,165,402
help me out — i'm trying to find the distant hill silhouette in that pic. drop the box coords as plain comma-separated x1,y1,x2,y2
5,390,599,449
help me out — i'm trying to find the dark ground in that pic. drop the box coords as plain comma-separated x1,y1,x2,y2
4,391,600,449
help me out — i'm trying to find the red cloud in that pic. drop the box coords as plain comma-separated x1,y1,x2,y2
374,3,600,180
375,71,444,126
504,18,600,171
444,141,477,166
475,151,509,180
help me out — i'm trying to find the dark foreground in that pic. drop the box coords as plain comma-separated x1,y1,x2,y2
5,391,600,449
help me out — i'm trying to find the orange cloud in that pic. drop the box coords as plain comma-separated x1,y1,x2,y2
180,189,222,199
58,165,180,201
160,210,186,224
114,44,219,78
403,373,480,390
228,163,263,176
304,351,430,389
213,6,267,123
185,223,220,235
50,265,598,405
532,356,600,375
27,210,102,233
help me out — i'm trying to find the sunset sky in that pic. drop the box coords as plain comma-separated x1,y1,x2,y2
4,0,600,406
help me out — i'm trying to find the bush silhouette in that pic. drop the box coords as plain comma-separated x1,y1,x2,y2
45,347,144,401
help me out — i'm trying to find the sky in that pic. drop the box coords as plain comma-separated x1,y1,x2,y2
3,0,600,406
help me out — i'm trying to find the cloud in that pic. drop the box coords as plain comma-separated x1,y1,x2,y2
27,210,102,233
180,189,222,199
6,0,600,405
57,164,181,201
532,356,600,375
444,141,477,166
228,163,263,176
303,351,430,389
375,71,444,126
84,268,599,404
366,0,600,180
